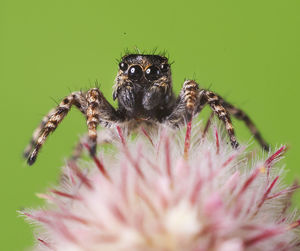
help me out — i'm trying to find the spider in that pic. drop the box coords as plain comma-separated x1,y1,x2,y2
24,54,269,165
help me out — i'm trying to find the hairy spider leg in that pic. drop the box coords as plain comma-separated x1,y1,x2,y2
23,108,56,159
220,100,270,150
165,80,199,126
26,92,87,165
202,90,239,148
165,80,239,148
86,88,123,156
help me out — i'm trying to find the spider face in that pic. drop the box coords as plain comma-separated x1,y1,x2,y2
114,54,173,116
118,54,170,83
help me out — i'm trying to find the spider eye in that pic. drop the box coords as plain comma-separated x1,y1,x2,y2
160,63,169,72
128,65,143,81
145,66,160,81
119,62,128,71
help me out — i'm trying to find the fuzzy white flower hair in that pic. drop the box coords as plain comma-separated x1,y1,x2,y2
23,121,300,251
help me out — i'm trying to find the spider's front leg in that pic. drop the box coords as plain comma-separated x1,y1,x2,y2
165,80,200,125
166,80,239,148
86,88,123,156
25,88,122,165
25,92,88,165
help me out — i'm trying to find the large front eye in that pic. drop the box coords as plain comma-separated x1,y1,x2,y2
160,63,169,72
145,66,160,81
119,62,128,71
128,65,143,81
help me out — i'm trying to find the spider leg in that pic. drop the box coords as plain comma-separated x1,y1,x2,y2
23,108,56,159
70,128,117,161
165,80,199,127
220,100,269,150
86,88,123,156
202,90,239,148
26,92,87,165
165,80,238,148
70,140,84,161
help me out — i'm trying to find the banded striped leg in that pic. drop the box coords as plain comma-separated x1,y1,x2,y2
165,80,239,149
165,80,199,127
86,88,122,156
202,90,239,148
220,100,269,150
23,108,56,158
26,92,87,165
182,80,199,119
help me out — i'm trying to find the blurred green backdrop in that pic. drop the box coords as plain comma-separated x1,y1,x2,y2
1,0,300,250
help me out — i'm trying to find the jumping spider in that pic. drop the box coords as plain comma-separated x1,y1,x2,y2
24,54,269,165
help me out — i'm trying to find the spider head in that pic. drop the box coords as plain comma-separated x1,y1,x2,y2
114,54,173,115
116,54,171,85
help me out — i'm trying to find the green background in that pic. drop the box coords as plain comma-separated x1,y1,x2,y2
1,0,300,250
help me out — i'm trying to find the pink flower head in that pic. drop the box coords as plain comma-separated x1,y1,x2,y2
23,122,300,251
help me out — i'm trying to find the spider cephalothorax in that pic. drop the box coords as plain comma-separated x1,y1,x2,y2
113,54,174,120
24,53,269,165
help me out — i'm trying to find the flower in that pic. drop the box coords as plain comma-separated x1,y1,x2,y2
22,121,300,251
